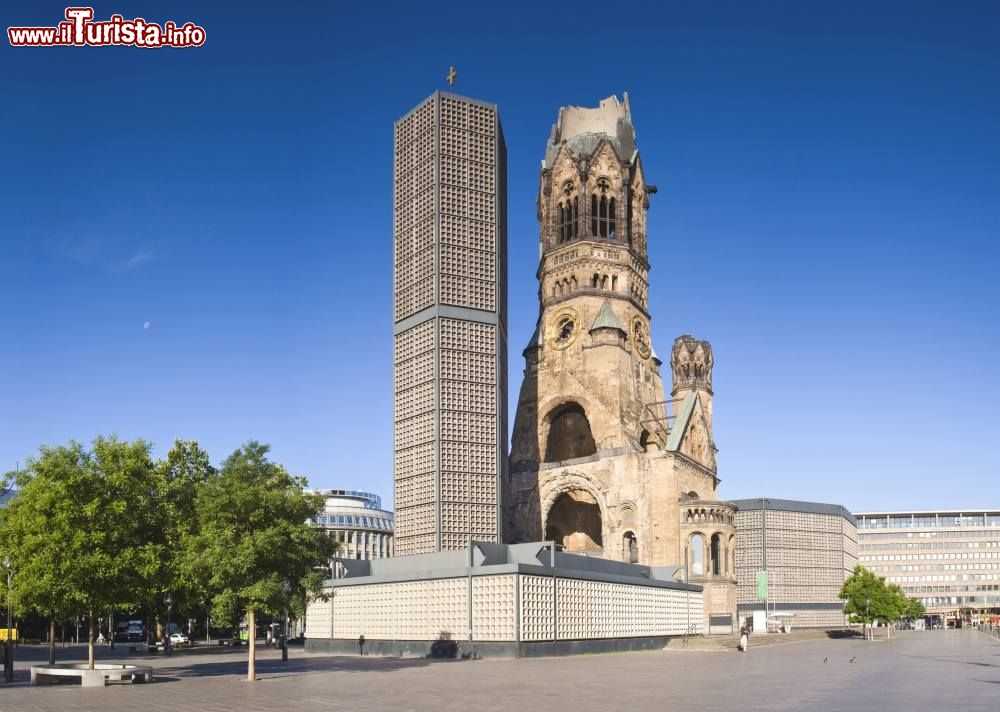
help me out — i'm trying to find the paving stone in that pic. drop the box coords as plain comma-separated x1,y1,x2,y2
0,630,997,711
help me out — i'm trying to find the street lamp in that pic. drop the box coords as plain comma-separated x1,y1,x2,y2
3,557,12,683
164,593,174,656
281,580,292,663
865,596,871,641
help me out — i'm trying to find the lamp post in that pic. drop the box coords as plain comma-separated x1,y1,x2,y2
3,557,12,683
761,498,769,627
865,596,871,641
165,593,174,656
281,580,291,663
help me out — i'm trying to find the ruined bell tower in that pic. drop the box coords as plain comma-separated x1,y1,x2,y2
506,94,736,627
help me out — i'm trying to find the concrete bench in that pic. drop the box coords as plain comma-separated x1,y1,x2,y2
31,663,154,687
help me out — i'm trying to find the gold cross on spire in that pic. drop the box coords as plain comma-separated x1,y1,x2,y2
446,66,457,88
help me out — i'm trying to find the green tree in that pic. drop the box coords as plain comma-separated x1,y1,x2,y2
140,440,216,641
875,583,909,638
0,437,163,669
839,565,885,640
180,441,335,681
905,597,927,621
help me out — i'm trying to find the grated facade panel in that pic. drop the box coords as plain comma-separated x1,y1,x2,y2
393,92,507,554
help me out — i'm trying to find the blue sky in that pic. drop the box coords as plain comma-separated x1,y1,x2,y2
2,1,998,513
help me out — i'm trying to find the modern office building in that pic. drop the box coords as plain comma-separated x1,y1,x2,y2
311,490,394,560
732,498,857,628
856,510,1000,618
392,91,508,555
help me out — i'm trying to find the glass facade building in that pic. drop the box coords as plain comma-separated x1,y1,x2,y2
310,490,394,560
856,510,1000,615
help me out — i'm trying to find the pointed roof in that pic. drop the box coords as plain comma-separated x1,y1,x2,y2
590,300,624,333
665,392,698,452
524,321,542,351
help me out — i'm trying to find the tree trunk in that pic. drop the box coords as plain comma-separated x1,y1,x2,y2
247,609,256,681
87,613,95,670
48,618,56,664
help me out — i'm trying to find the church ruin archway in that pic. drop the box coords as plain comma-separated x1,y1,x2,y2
544,402,597,462
544,490,603,553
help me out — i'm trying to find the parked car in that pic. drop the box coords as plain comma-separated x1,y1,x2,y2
169,632,190,646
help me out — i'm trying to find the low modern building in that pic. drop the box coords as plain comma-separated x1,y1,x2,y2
732,498,857,629
310,490,394,560
304,542,703,658
856,509,1000,619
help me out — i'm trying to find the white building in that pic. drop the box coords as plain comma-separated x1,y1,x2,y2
311,489,394,560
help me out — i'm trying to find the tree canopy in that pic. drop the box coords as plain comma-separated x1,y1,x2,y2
180,441,335,680
839,565,925,638
0,437,163,668
0,436,333,677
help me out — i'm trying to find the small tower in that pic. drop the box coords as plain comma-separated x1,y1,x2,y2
671,335,714,438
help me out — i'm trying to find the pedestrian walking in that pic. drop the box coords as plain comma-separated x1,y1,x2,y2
739,623,750,653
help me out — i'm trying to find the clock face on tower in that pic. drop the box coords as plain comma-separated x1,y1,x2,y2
631,316,651,359
547,308,579,350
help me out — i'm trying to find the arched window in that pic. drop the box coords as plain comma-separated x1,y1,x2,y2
559,200,577,243
593,179,615,238
546,490,602,552
601,275,608,290
592,273,600,288
710,534,721,576
544,402,597,462
623,531,639,563
690,534,705,576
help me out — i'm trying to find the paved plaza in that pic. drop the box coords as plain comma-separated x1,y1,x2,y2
0,631,998,711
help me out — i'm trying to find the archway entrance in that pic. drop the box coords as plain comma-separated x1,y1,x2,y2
544,403,597,462
545,490,603,553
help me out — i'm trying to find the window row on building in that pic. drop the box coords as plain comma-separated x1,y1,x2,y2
858,513,1000,529
314,514,393,530
860,529,1000,540
861,539,1000,550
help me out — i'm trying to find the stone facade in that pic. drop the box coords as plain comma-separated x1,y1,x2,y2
392,91,508,555
505,95,735,629
732,499,857,628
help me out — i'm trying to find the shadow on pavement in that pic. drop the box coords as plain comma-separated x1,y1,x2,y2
156,654,448,681
902,655,1000,669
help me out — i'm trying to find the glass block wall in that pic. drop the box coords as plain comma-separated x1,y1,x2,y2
392,92,508,555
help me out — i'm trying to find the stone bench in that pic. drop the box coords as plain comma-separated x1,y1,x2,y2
31,663,154,687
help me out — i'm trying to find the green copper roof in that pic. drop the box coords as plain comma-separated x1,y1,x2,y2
590,300,624,332
666,392,698,452
524,322,542,350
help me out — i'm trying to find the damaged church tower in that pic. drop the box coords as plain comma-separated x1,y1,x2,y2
506,95,736,626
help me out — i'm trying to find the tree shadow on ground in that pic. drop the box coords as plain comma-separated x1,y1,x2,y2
155,654,457,681
901,655,1000,669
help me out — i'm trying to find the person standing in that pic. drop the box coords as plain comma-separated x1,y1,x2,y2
739,622,750,653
